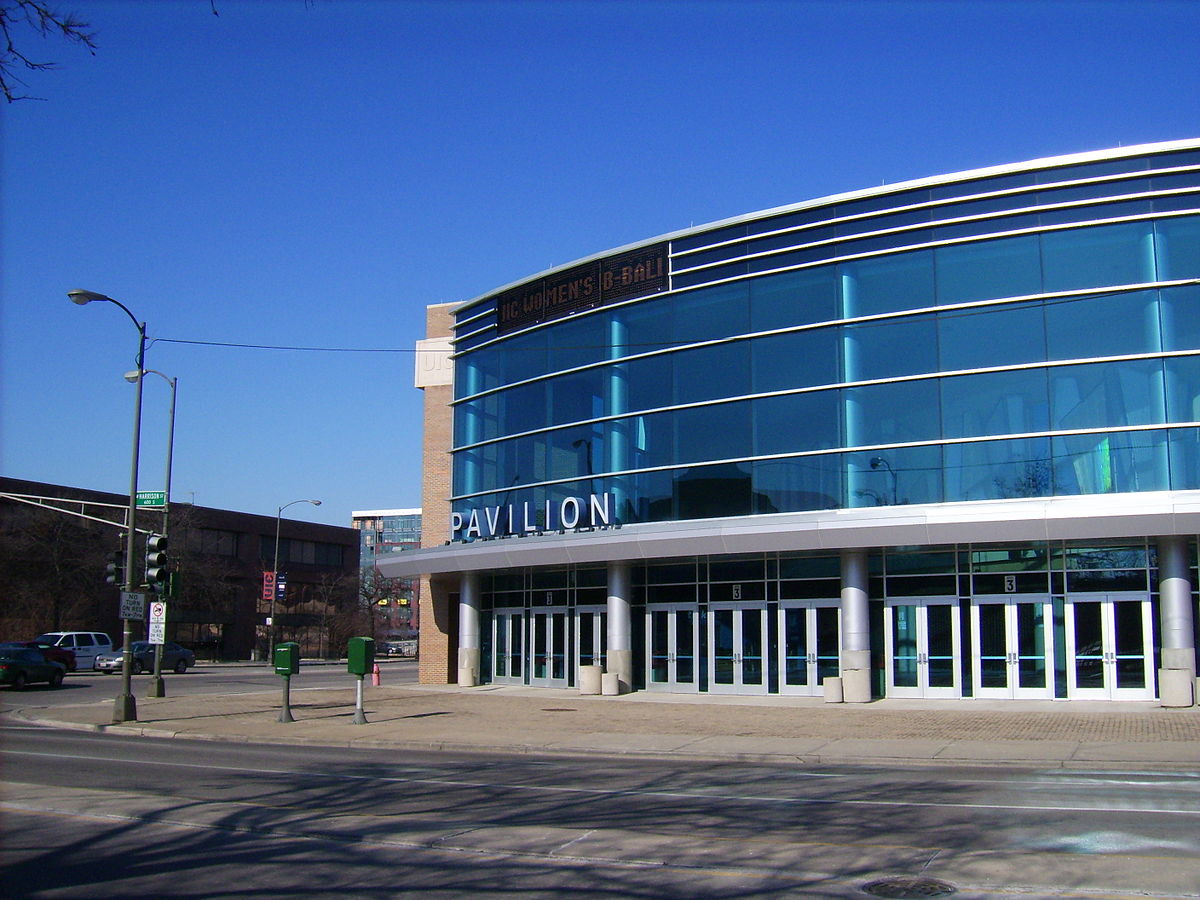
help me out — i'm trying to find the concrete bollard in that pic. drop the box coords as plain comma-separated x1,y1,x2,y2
823,676,844,703
601,672,621,696
1159,668,1193,707
841,668,872,703
579,664,603,695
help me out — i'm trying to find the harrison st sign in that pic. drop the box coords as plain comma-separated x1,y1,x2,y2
452,491,614,542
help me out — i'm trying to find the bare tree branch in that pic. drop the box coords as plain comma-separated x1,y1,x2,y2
0,0,97,101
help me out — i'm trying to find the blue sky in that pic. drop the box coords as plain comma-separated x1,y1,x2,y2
3,0,1199,528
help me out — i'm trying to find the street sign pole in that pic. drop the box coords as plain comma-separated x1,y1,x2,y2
147,600,167,698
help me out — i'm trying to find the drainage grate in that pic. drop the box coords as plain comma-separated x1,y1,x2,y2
861,876,957,899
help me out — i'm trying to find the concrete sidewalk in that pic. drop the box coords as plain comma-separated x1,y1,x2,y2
14,680,1200,770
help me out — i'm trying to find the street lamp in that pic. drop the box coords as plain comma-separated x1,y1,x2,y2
870,456,899,506
126,368,176,698
271,499,321,653
69,289,146,723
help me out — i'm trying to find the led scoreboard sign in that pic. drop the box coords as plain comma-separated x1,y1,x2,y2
495,242,668,334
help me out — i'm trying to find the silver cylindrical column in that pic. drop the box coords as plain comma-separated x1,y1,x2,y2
457,572,481,687
1157,536,1195,676
607,561,633,693
840,548,872,702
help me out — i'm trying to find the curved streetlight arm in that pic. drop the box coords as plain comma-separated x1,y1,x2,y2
269,498,322,653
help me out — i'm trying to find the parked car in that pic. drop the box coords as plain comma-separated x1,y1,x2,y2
96,641,195,675
0,641,76,672
33,632,113,671
0,646,66,689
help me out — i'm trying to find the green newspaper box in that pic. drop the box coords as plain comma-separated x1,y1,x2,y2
274,641,300,676
347,636,375,676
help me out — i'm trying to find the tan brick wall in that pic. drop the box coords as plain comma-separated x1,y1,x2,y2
418,303,457,683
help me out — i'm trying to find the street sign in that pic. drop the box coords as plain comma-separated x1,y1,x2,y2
276,573,287,601
120,591,146,620
149,621,165,644
136,491,166,508
150,601,167,625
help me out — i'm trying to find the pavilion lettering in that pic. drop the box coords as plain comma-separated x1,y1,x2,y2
451,492,614,541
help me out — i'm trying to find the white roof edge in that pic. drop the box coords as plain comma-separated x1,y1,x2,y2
374,490,1200,579
452,137,1200,317
351,509,422,518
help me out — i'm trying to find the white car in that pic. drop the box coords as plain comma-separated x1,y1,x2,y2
33,632,113,671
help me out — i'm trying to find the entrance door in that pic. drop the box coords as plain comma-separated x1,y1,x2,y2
885,597,961,698
529,607,569,688
709,604,768,695
971,595,1055,699
575,606,607,681
490,608,525,685
645,605,699,692
778,601,841,696
1065,593,1155,700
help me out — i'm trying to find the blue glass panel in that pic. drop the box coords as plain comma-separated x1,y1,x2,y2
1038,198,1153,226
749,266,839,331
1165,356,1200,422
1041,221,1155,293
836,188,931,218
1169,428,1200,490
673,281,751,344
547,425,603,480
846,446,942,507
753,391,841,455
675,401,753,465
676,462,754,519
612,297,673,355
1155,215,1200,280
675,341,750,405
751,328,840,392
748,245,834,274
1052,430,1168,495
1160,284,1200,351
1153,194,1200,213
839,250,934,317
941,370,1050,439
845,380,940,447
634,468,676,522
1037,178,1150,205
620,353,673,414
746,224,835,255
676,243,749,269
549,372,602,427
547,313,608,373
500,329,549,385
752,456,842,513
454,350,499,399
1050,360,1165,431
1045,289,1161,361
938,302,1046,371
930,171,1036,200
670,260,748,288
935,235,1041,305
1036,157,1149,184
944,437,1053,502
842,315,938,382
932,211,1041,241
747,207,829,237
502,380,548,436
673,222,748,254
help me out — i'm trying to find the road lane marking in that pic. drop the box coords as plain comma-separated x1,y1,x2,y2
7,748,1200,818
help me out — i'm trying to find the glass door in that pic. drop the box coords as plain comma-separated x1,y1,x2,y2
645,604,699,692
490,608,524,685
885,597,961,699
778,601,840,696
529,607,568,688
1065,593,1154,700
709,603,768,695
575,606,607,681
971,595,1055,699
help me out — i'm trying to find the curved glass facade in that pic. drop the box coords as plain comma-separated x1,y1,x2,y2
450,144,1200,531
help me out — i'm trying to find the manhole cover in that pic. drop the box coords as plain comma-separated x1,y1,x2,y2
861,876,957,899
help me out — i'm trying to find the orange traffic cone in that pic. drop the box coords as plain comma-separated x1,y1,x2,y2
372,662,381,686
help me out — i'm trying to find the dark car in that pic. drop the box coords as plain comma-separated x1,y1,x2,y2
0,641,77,672
0,647,66,689
95,641,195,675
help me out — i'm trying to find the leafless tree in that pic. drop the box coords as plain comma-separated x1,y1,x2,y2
0,1,96,101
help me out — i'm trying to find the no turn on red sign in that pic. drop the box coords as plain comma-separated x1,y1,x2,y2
150,601,167,625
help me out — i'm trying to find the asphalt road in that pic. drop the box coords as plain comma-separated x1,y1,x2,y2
3,726,1200,898
0,658,418,711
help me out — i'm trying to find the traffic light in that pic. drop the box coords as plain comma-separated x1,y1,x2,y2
105,550,124,585
144,533,170,592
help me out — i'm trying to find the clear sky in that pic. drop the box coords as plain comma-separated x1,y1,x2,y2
3,0,1199,528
